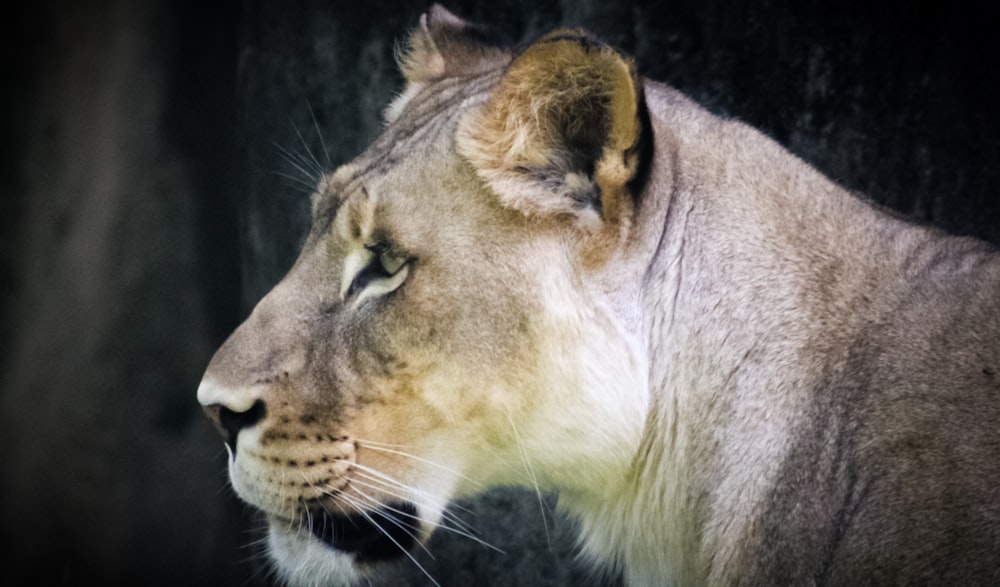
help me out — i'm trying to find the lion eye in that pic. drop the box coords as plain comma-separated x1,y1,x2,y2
379,249,406,275
340,244,410,305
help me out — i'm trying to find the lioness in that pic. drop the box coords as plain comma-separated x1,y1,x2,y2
198,5,1000,585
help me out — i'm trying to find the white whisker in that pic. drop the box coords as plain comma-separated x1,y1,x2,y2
504,408,554,553
348,473,412,502
344,488,434,559
336,492,442,587
348,461,413,491
236,520,274,586
360,444,483,488
290,116,325,176
347,470,448,520
348,464,472,523
349,460,477,518
272,140,319,176
346,474,459,530
270,169,319,192
305,100,332,169
348,473,505,555
436,516,507,554
273,141,321,183
277,468,302,536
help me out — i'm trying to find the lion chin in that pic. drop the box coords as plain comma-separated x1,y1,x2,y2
262,501,424,582
266,523,361,585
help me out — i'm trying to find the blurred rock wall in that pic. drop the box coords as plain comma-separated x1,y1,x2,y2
2,1,997,585
1,1,248,584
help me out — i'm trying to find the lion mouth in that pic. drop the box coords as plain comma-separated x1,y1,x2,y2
308,502,419,563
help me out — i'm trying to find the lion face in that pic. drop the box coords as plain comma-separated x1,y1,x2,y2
198,7,649,584
200,134,537,575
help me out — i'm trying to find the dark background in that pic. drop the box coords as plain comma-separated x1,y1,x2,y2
2,1,997,585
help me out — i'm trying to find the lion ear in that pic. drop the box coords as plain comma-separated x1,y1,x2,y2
458,31,644,231
397,4,509,84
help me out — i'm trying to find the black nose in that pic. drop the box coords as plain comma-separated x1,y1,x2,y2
203,400,267,454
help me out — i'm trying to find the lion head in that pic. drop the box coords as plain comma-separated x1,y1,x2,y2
198,5,650,584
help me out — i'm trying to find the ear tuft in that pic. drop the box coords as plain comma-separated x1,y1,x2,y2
458,30,644,230
397,4,510,84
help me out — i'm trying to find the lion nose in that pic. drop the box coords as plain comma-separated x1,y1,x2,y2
202,400,267,453
198,378,267,454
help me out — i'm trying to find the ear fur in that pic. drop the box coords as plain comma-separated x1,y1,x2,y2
457,30,644,233
397,4,510,83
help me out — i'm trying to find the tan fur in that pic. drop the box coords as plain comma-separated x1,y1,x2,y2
199,5,1000,586
458,30,642,265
